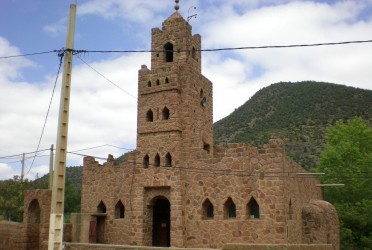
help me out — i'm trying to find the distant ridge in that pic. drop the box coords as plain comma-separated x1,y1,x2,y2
214,81,372,169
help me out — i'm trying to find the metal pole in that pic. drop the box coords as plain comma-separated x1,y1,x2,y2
48,4,76,250
49,144,54,190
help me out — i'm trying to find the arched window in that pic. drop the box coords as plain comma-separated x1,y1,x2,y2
162,107,170,120
28,199,41,224
224,197,236,219
146,109,153,122
147,81,152,87
156,79,160,85
164,42,173,62
202,198,214,219
247,197,260,219
154,153,160,167
143,154,149,168
203,142,210,153
165,152,172,167
97,201,106,213
165,77,169,83
115,200,125,219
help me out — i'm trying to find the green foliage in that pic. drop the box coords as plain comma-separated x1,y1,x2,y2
214,81,372,169
0,167,82,223
314,117,372,249
0,176,32,221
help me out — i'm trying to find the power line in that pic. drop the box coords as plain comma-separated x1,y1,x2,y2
74,39,372,53
24,50,64,177
0,148,50,159
0,50,60,59
1,39,372,60
76,55,137,99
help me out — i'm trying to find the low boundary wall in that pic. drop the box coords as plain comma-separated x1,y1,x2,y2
64,243,333,250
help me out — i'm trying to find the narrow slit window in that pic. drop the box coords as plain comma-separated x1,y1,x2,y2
165,152,172,167
154,153,160,167
164,42,174,62
146,109,154,122
143,154,149,168
162,107,170,120
224,197,236,219
115,200,125,219
248,198,260,219
202,199,214,219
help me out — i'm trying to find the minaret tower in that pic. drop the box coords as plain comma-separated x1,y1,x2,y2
137,1,213,168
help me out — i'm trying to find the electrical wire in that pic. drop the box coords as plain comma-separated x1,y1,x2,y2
23,50,65,177
0,148,50,159
76,55,137,99
73,39,372,54
1,39,372,60
0,50,59,59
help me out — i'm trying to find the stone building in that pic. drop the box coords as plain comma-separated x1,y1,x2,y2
75,8,339,250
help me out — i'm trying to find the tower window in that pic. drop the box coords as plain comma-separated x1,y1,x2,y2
115,200,125,219
147,81,152,87
154,153,160,167
143,154,149,168
97,201,106,213
165,77,169,83
164,42,174,62
247,197,260,219
156,79,160,85
203,142,210,153
224,197,236,219
162,107,170,120
165,152,172,167
146,109,154,122
202,198,214,219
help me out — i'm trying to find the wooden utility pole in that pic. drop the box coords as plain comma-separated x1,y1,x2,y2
48,4,76,250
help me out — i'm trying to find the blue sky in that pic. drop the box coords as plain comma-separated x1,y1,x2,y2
1,0,372,180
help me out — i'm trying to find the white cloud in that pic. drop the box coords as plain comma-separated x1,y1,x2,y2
43,17,68,37
0,163,17,180
1,1,372,180
77,0,172,24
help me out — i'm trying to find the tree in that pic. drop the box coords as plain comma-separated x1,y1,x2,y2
0,176,32,222
315,117,372,249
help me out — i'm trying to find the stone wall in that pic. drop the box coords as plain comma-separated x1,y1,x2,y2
80,140,330,249
302,200,339,250
64,242,333,250
0,189,52,250
0,221,26,250
223,243,333,250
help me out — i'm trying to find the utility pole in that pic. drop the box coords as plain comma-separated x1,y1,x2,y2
48,4,76,250
21,153,25,182
49,144,54,190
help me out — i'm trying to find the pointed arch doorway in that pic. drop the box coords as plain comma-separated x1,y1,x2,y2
152,197,171,247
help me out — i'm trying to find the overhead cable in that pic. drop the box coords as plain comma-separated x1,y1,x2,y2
76,55,137,99
1,39,372,59
24,50,64,177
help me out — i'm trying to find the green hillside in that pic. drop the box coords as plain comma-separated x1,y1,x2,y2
213,81,372,169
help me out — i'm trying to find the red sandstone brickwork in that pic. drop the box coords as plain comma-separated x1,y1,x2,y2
0,189,51,250
79,10,339,250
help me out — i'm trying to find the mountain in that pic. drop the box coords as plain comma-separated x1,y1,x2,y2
34,166,82,190
213,81,372,169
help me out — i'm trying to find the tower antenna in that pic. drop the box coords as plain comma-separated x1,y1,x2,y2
187,6,197,22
